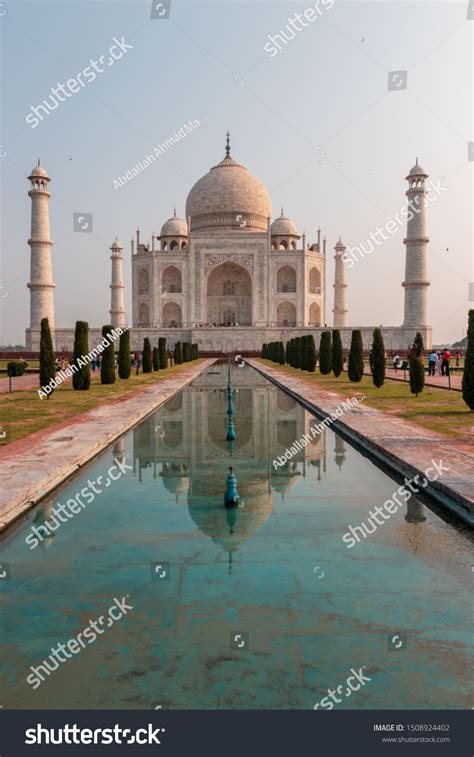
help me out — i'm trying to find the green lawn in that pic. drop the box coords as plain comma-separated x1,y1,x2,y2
0,361,203,446
256,360,472,441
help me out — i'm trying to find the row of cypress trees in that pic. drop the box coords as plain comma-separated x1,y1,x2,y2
173,341,199,365
38,317,184,396
259,327,430,395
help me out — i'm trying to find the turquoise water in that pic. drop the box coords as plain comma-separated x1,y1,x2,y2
1,364,472,709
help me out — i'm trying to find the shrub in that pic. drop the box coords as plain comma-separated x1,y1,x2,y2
371,327,385,388
118,329,131,379
152,346,160,371
319,331,332,375
348,330,364,382
462,310,474,410
278,341,285,365
100,325,116,384
262,343,267,359
72,321,90,390
174,342,183,365
142,338,152,373
332,329,344,377
409,353,425,397
7,360,26,377
158,337,167,369
183,342,191,362
39,317,56,396
412,331,424,358
307,334,317,372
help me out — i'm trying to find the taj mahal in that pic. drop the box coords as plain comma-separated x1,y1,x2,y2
25,134,432,352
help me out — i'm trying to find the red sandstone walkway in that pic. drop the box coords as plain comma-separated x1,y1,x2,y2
249,359,473,525
363,367,462,391
0,359,215,530
0,373,40,393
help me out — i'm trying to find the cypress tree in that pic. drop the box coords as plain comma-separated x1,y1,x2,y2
300,336,308,370
262,343,267,358
332,329,344,378
39,317,55,398
462,309,474,409
183,342,191,362
412,331,424,358
152,346,160,371
118,329,131,379
158,337,167,369
285,341,290,364
307,334,317,372
100,325,116,384
193,343,199,360
72,320,90,390
409,350,425,397
319,331,332,375
174,342,183,365
278,341,285,365
142,337,152,373
371,327,386,388
293,337,301,369
348,330,364,382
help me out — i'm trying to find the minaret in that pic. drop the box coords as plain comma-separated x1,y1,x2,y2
402,159,430,327
26,160,55,348
332,237,348,328
109,238,126,328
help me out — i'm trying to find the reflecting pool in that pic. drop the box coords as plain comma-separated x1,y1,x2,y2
1,364,472,709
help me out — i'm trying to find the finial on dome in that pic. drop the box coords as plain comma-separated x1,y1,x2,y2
37,158,41,166
173,207,176,217
226,131,231,157
280,207,284,218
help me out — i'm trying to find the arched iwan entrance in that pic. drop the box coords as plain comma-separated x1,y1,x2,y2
206,262,252,326
277,301,296,326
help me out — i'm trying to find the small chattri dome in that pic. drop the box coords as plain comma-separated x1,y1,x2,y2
29,159,49,179
335,237,346,248
407,158,427,177
270,209,298,237
160,209,188,237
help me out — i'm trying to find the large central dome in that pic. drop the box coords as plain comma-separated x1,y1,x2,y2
185,135,272,232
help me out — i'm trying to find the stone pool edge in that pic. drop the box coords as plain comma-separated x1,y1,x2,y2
0,359,216,533
247,359,474,528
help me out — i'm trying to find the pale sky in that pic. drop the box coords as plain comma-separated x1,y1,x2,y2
0,0,472,345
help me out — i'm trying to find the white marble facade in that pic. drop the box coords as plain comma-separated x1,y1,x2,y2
25,141,432,351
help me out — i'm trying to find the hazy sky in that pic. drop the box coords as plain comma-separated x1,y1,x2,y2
0,0,472,344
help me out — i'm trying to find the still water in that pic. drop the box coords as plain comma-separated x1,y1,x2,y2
1,364,472,709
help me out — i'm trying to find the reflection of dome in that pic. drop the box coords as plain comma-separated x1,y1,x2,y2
160,210,188,237
187,471,272,565
272,461,300,498
160,463,189,502
185,135,271,232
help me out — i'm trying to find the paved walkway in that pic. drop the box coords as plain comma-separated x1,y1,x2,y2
0,373,40,393
248,360,474,526
364,367,462,391
0,359,215,531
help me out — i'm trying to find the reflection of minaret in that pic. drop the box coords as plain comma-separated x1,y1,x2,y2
405,498,427,523
112,436,126,464
334,435,346,470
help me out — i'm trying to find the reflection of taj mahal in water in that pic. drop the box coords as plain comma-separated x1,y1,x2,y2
131,366,330,572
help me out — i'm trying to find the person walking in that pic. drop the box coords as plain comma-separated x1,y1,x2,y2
392,353,400,371
441,348,451,377
428,350,437,376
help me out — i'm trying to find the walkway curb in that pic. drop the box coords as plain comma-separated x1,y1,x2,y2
0,360,215,533
248,360,474,528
